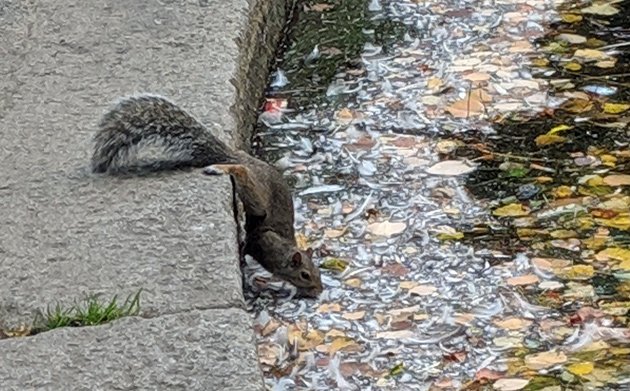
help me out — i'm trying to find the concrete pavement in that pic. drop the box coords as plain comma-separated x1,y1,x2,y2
0,0,288,389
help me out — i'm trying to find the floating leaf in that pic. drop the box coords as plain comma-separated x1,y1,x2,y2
552,186,573,198
595,216,630,230
409,284,437,296
367,221,407,237
322,337,361,355
561,98,593,113
435,139,461,154
574,49,610,61
561,13,582,23
531,58,550,67
475,368,504,381
494,203,530,217
377,330,415,339
493,317,532,330
324,227,347,238
445,97,484,117
596,247,630,270
389,363,404,377
342,311,366,320
493,378,529,391
564,62,582,71
524,350,568,369
595,59,617,68
295,233,309,250
603,175,630,186
581,3,619,16
507,274,540,286
288,327,325,351
602,103,630,114
557,34,587,44
548,124,573,135
308,3,335,12
556,265,595,280
426,160,476,176
436,226,464,241
321,258,349,272
344,278,362,288
535,134,567,146
318,303,342,313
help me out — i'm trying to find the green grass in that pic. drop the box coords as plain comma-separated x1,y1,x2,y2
33,289,142,333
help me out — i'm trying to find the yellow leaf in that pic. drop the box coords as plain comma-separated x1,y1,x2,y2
603,103,630,114
568,362,594,376
581,175,604,186
600,154,617,167
493,203,530,217
288,327,324,351
536,176,554,183
556,265,595,280
517,228,548,238
561,13,582,23
535,134,567,146
548,124,573,135
564,62,582,71
583,236,609,250
550,229,577,239
595,216,630,230
327,337,360,355
595,247,630,265
427,77,444,91
531,58,550,67
552,185,573,198
437,231,464,240
320,258,349,272
295,233,309,250
344,278,362,288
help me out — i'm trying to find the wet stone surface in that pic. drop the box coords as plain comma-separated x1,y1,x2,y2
244,0,629,389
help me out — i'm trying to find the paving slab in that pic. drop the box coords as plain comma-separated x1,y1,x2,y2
0,308,262,391
0,0,289,388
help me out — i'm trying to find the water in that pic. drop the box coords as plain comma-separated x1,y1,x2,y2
245,0,630,389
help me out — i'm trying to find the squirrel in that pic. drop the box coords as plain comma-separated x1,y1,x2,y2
91,94,323,298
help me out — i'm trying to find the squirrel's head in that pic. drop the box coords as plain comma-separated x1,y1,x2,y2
282,247,322,298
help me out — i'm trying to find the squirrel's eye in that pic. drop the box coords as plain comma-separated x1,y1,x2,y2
300,271,311,281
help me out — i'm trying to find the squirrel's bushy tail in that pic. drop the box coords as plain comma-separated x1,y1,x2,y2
91,94,235,173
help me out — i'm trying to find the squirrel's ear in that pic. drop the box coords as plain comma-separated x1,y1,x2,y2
306,247,314,257
291,252,302,267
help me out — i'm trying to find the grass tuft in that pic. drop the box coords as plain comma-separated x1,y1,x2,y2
33,289,142,333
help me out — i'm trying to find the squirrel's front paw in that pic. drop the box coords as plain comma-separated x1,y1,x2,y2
202,165,226,176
